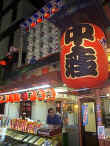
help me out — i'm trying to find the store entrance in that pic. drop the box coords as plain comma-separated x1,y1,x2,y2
80,99,99,146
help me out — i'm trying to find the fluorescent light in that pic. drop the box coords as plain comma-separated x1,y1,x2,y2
72,88,90,91
106,93,110,97
0,84,50,95
74,104,78,109
55,87,68,93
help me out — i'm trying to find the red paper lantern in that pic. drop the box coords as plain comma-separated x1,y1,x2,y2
44,12,50,19
13,94,20,102
9,94,20,103
60,23,108,89
5,95,9,103
52,8,58,14
42,67,49,75
36,89,46,101
21,92,28,101
0,60,7,66
37,18,42,23
46,88,56,101
31,22,36,28
28,91,37,101
0,95,7,103
9,94,14,102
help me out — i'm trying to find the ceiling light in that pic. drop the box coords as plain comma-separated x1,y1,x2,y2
106,93,110,97
0,84,50,95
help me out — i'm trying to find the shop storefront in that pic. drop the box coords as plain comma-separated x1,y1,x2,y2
0,83,80,146
0,0,109,146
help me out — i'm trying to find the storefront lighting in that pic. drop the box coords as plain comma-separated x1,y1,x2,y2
72,88,90,91
108,55,110,62
74,104,78,109
54,88,68,93
106,93,110,97
0,84,50,95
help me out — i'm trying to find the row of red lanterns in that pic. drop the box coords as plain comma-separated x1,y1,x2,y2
0,88,56,103
27,8,59,31
26,8,58,29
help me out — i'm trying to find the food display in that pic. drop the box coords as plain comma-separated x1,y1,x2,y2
28,135,39,144
23,135,34,142
37,128,62,137
6,130,14,137
13,133,27,141
34,137,46,146
10,119,42,134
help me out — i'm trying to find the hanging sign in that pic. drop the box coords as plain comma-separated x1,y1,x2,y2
60,23,108,89
98,126,105,139
82,104,88,126
0,87,56,103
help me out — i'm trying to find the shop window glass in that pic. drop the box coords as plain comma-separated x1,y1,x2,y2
101,98,110,128
62,97,79,127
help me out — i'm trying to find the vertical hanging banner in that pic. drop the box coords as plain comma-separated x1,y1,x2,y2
82,104,88,126
98,126,105,139
60,23,108,89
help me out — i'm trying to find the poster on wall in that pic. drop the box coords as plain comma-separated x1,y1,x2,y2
82,104,88,126
98,126,105,139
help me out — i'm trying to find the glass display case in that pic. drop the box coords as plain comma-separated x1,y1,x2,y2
0,128,61,146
